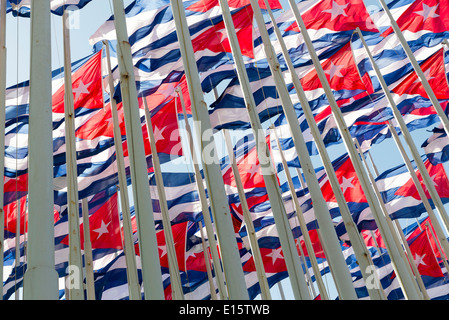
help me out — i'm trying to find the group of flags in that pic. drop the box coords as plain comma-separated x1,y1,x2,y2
2,0,449,300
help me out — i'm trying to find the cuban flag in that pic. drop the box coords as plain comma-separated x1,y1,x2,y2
6,0,93,17
422,124,449,165
375,155,449,220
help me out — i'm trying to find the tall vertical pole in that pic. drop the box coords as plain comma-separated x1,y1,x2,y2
270,126,329,300
217,0,309,300
263,0,384,300
81,198,96,300
169,0,248,299
176,89,228,299
425,221,449,275
250,0,357,299
143,98,184,300
377,0,449,137
23,0,59,300
286,0,422,300
0,0,7,294
112,0,164,300
355,29,449,260
104,40,142,300
223,130,272,300
15,198,21,300
62,9,84,300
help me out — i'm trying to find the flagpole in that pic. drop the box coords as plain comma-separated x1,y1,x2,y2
111,0,164,300
62,9,85,300
250,0,359,300
270,125,328,300
0,0,7,294
376,0,449,137
142,97,184,300
170,0,249,299
395,219,430,300
217,0,310,300
198,221,218,300
176,88,228,300
295,168,306,189
296,237,317,298
263,0,385,300
286,0,423,300
23,0,59,300
103,40,143,301
15,198,21,300
355,28,449,260
425,221,449,276
81,198,96,300
353,138,429,299
223,129,272,300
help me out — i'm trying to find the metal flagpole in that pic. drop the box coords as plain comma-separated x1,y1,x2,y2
270,125,328,300
286,0,422,300
0,0,7,293
353,138,428,300
198,220,218,300
62,9,85,300
176,87,228,300
15,198,21,300
263,0,385,300
81,198,96,300
142,97,184,300
23,0,59,300
223,130,272,300
376,0,449,137
355,29,449,260
112,0,164,300
103,40,142,300
217,0,309,300
250,0,357,300
170,0,248,300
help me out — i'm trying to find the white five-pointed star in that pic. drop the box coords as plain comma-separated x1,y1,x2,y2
266,248,284,265
246,163,260,180
414,253,427,267
324,62,345,81
92,220,111,240
341,176,356,193
153,125,167,143
72,80,93,102
158,245,167,257
414,3,439,21
423,173,439,192
323,1,349,21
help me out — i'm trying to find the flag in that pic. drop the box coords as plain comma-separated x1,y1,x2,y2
381,0,449,46
59,190,123,250
222,134,274,190
422,124,449,165
391,48,449,102
148,172,203,225
375,155,449,219
90,0,258,108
